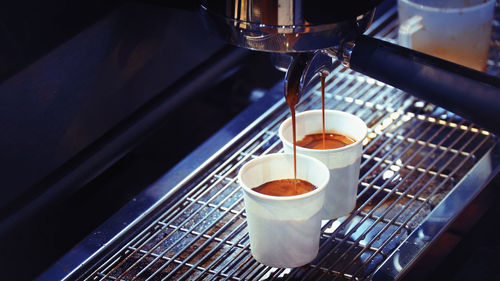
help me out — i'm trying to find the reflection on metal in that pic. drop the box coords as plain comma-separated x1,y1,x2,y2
201,0,380,52
59,7,500,281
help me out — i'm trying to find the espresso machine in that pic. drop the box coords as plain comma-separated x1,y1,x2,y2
201,0,500,134
17,1,500,280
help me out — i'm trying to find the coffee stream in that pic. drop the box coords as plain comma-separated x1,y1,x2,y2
253,62,356,197
285,87,299,193
285,68,330,183
282,67,328,194
284,54,308,192
286,95,298,179
320,72,327,149
282,64,331,194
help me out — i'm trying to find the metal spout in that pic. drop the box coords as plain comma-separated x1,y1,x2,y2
284,50,338,104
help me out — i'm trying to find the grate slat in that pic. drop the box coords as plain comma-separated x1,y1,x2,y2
322,120,477,280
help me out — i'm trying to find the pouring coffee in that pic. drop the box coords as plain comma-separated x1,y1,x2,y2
201,0,500,134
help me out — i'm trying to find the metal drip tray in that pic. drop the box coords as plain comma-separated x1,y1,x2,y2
51,7,500,281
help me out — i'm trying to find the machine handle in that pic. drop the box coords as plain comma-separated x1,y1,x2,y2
349,35,500,134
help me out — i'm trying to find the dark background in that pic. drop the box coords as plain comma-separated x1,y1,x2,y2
0,1,283,280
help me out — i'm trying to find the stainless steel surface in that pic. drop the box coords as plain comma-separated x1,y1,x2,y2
201,0,379,52
44,7,500,281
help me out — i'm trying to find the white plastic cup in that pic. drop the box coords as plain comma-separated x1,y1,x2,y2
398,0,495,72
279,110,367,220
238,153,330,268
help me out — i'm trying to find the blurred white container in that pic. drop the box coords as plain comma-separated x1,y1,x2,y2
238,153,329,268
398,0,496,72
279,110,367,220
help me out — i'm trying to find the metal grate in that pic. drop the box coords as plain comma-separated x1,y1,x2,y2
79,8,499,281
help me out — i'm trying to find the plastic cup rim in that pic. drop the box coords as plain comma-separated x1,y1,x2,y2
278,109,368,154
238,153,330,201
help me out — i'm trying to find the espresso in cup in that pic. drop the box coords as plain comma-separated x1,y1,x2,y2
253,179,316,196
296,132,355,150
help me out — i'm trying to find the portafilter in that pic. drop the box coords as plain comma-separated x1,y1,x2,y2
201,0,500,134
